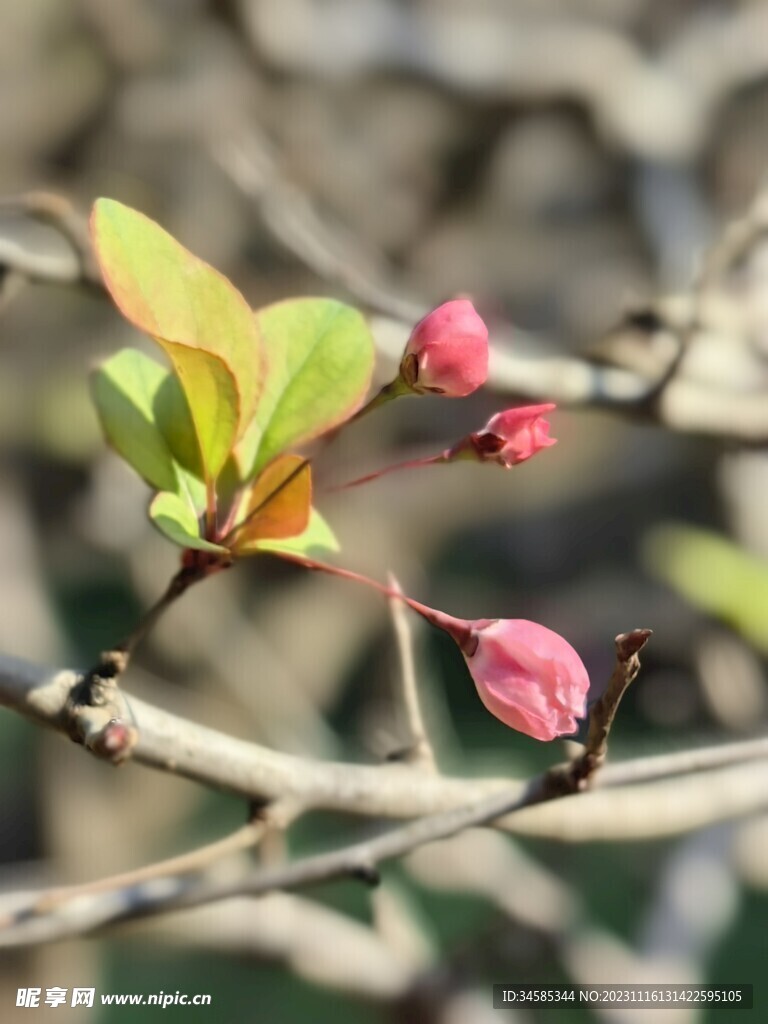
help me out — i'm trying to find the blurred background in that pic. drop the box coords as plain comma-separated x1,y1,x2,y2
2,1,768,1020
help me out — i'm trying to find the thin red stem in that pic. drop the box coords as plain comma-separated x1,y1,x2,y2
281,554,473,645
204,477,217,539
329,453,448,492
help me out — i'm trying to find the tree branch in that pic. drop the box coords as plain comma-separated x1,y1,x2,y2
2,652,768,844
5,730,768,945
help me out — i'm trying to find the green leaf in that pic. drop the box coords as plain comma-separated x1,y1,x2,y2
152,366,205,483
643,523,768,653
230,455,312,553
237,298,374,477
90,348,205,512
91,349,177,493
254,508,340,559
149,492,229,553
91,199,263,481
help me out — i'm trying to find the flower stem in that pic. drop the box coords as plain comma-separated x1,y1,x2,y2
282,554,473,645
114,563,207,661
352,377,412,420
329,453,448,491
204,477,217,539
74,561,212,710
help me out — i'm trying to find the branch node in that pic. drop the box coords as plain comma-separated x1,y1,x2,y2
349,861,381,888
65,669,137,764
86,718,138,764
542,628,652,797
568,627,652,790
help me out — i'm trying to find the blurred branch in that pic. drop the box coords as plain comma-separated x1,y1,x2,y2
3,183,768,443
1,815,273,928
235,2,768,162
149,892,425,1000
375,308,768,443
0,192,101,289
387,573,435,770
214,133,423,322
0,764,566,944
217,131,768,443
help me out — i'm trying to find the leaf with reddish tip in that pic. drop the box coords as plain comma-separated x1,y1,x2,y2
230,454,312,553
254,508,339,558
90,348,206,513
149,492,229,553
91,198,262,481
237,298,374,478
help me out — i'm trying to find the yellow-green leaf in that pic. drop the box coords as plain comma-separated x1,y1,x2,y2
91,199,262,480
160,341,240,481
237,298,374,478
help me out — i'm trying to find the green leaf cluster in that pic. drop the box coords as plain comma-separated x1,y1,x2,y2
90,199,374,559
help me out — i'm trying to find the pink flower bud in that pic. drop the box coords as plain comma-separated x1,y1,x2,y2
456,404,556,467
463,619,589,741
401,299,489,397
288,556,588,743
403,600,589,742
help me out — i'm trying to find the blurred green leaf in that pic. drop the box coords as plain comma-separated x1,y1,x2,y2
149,492,228,553
644,523,768,651
92,198,263,482
237,298,374,477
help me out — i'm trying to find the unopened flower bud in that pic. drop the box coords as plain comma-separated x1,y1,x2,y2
398,599,588,742
401,299,488,397
463,619,589,741
449,404,556,467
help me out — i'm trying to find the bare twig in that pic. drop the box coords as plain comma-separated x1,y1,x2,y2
3,820,265,929
0,770,557,945
387,573,435,770
565,629,652,790
3,702,767,948
1,796,302,933
214,135,423,324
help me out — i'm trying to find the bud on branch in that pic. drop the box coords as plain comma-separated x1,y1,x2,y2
288,556,589,742
399,299,489,397
334,404,557,490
